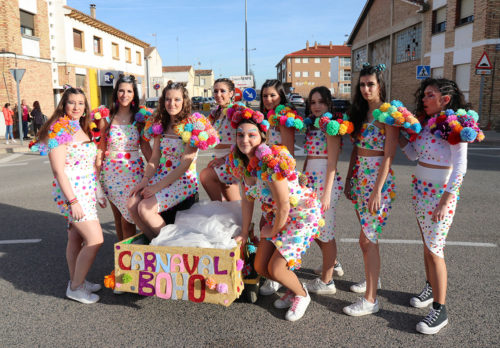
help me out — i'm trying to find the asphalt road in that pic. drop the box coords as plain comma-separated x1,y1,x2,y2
0,139,499,347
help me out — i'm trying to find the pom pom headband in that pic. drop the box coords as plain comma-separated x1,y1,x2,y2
362,62,386,73
226,104,270,132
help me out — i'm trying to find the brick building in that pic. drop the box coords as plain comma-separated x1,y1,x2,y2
275,42,352,99
0,0,54,136
347,0,500,128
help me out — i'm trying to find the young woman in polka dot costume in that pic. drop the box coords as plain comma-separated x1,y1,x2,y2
98,75,152,241
302,86,351,294
343,63,399,317
36,88,106,304
228,108,322,321
200,78,241,201
128,82,219,241
400,78,481,335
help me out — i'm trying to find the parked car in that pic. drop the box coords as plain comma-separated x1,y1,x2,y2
331,99,351,113
289,95,305,107
203,97,215,106
191,96,204,110
145,97,159,110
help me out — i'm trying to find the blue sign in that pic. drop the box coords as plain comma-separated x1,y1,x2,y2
416,65,431,80
104,72,115,84
243,88,257,101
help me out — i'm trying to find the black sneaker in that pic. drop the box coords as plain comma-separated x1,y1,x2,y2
410,282,433,308
416,305,448,334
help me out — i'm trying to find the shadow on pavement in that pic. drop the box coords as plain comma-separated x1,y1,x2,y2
0,202,143,308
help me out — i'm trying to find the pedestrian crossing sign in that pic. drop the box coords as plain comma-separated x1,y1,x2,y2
416,65,430,80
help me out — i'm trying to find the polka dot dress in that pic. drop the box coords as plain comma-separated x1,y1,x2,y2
304,158,343,242
52,141,98,224
350,156,396,243
244,174,322,271
151,136,198,212
101,125,144,223
268,127,282,146
304,129,327,156
411,175,457,258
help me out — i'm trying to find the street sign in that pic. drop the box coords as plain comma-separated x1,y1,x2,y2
10,68,25,83
416,65,430,79
234,88,242,102
476,69,492,75
230,75,254,89
243,88,256,101
153,83,161,90
475,51,492,70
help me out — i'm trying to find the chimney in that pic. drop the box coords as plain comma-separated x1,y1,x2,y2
90,4,96,18
329,41,332,49
306,40,309,51
314,41,318,49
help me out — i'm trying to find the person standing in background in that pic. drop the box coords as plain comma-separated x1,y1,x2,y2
3,103,16,144
31,101,45,136
21,99,31,139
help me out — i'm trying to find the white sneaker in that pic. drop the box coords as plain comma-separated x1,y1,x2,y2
66,282,99,304
5,140,9,144
306,277,337,294
259,279,281,296
350,278,382,293
343,297,379,316
273,290,294,309
314,261,344,277
285,288,311,321
12,139,17,143
84,280,102,293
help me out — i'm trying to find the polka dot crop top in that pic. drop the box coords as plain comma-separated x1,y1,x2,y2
304,129,327,156
354,121,385,151
210,107,233,145
402,126,467,194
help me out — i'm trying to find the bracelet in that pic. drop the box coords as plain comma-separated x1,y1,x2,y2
67,198,78,206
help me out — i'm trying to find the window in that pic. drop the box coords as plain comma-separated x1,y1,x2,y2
200,78,205,86
340,83,351,94
314,71,321,77
136,51,142,66
93,36,102,55
73,29,84,50
76,74,86,89
303,71,309,77
295,58,301,63
295,71,301,77
302,58,309,63
343,70,351,81
340,57,351,66
457,0,474,25
314,58,320,63
395,25,422,64
432,7,447,34
20,10,35,36
432,67,444,78
353,46,367,71
125,47,131,63
112,43,119,59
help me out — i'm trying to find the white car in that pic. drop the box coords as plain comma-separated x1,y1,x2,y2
289,95,305,107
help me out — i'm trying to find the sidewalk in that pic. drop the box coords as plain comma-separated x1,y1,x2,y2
1,130,499,155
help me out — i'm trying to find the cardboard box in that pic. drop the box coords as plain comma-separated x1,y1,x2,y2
114,233,244,307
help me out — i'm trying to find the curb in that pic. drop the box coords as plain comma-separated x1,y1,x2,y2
0,146,30,154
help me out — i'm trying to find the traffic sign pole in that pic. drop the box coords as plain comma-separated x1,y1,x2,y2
10,69,26,145
478,75,485,122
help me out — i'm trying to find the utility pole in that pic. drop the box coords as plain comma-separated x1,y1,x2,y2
245,0,248,75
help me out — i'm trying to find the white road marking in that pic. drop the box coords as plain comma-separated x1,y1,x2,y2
0,154,23,163
0,162,28,167
468,153,500,158
340,238,497,247
0,239,42,245
469,147,500,150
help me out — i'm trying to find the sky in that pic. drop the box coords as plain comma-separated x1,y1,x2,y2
67,0,367,87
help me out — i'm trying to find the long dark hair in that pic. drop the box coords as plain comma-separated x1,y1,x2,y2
350,64,387,137
37,88,91,142
305,86,333,117
414,78,470,120
154,81,192,132
109,75,140,121
33,101,41,111
234,118,267,167
212,78,235,122
260,79,288,113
